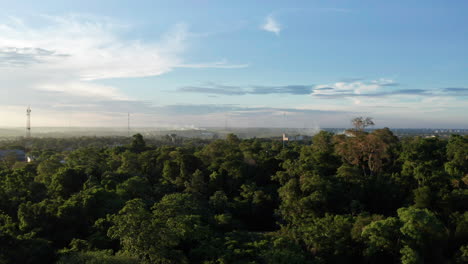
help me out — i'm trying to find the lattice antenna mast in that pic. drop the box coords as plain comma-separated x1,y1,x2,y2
26,106,31,138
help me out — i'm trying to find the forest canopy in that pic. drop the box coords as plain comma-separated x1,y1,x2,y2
0,129,467,263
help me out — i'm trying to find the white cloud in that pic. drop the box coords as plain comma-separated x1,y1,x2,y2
37,82,128,100
0,14,247,126
0,15,187,105
304,78,468,127
0,15,189,81
261,15,281,35
178,60,249,69
313,80,382,96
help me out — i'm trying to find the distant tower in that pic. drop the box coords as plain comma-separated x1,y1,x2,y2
26,106,31,138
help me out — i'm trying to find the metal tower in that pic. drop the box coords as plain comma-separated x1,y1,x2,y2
26,106,31,138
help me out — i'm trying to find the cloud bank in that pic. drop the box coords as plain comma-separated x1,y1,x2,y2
0,14,248,126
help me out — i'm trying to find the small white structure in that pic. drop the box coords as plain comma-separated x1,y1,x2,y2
282,133,305,142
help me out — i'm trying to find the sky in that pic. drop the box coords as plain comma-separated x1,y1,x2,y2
0,0,467,128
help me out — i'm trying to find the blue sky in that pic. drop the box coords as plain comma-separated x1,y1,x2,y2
0,0,467,128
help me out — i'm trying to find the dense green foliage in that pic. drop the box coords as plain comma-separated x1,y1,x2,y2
0,130,466,263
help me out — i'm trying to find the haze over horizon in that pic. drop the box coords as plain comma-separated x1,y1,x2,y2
1,0,467,129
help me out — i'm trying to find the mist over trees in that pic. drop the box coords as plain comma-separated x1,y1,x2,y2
0,125,467,263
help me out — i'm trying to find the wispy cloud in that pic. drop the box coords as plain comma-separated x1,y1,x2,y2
178,60,248,69
261,15,281,35
0,15,185,81
177,82,313,95
0,14,247,126
157,104,346,116
312,79,468,99
178,84,245,95
0,47,68,67
313,89,428,99
37,82,128,100
176,79,468,100
442,87,468,95
312,79,401,98
371,78,400,87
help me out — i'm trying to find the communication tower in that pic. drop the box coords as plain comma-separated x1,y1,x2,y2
26,106,31,138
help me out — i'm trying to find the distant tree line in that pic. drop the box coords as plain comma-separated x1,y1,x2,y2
0,126,467,263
